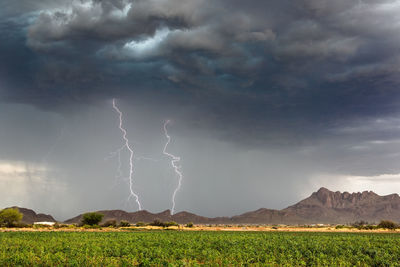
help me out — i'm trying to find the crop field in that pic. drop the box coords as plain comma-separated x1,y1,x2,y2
1,231,400,266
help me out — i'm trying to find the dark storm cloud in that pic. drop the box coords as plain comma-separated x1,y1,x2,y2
2,0,400,144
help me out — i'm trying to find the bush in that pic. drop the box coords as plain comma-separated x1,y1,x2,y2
81,212,104,226
351,221,380,230
378,220,398,230
164,221,178,227
352,221,367,228
135,222,146,227
13,222,31,228
149,220,164,227
149,220,178,228
102,219,117,227
0,208,23,227
363,225,377,230
186,222,194,228
34,224,51,229
119,220,131,227
53,223,69,229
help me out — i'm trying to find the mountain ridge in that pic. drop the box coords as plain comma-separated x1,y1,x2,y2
7,188,400,224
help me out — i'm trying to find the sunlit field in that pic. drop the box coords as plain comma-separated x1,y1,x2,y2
1,231,400,266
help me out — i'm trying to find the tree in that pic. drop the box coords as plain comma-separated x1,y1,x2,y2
81,212,104,226
378,220,397,230
164,221,178,227
119,220,131,227
102,219,117,227
149,219,164,227
148,220,178,228
0,208,23,227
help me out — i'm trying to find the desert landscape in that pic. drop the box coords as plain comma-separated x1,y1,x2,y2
3,0,400,265
8,187,400,226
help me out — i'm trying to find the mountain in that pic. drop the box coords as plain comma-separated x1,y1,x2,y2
231,187,400,224
8,207,56,224
282,187,400,224
64,209,231,224
65,188,400,224
9,188,400,225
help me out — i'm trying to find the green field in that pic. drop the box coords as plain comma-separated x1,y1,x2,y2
1,231,400,266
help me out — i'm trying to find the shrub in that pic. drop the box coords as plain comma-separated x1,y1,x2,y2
186,222,194,228
335,225,345,229
119,220,131,227
81,212,104,226
164,221,178,227
351,221,380,230
149,220,164,227
34,224,52,229
378,220,398,230
53,223,69,229
363,225,377,230
149,220,178,228
352,221,369,229
135,222,146,227
102,219,117,227
0,208,23,227
13,222,31,228
83,224,101,229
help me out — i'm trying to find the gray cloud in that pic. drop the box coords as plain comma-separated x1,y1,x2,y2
17,0,400,81
18,0,400,116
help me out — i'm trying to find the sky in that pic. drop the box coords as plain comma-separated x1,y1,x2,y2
1,0,400,221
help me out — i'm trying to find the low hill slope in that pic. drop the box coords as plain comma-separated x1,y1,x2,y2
7,207,56,224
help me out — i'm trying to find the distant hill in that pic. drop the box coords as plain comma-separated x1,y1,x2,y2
7,207,56,224
231,187,400,224
9,188,400,225
282,187,400,224
64,209,230,224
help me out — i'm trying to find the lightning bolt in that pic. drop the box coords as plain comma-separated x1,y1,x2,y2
163,120,183,215
112,98,142,210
